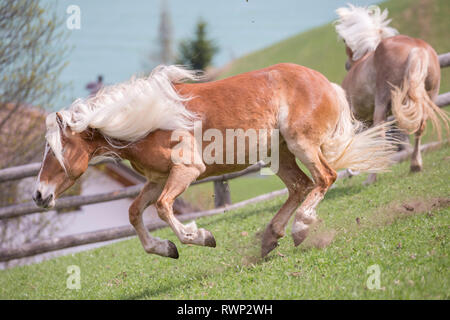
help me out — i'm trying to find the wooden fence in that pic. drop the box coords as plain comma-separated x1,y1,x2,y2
0,53,449,262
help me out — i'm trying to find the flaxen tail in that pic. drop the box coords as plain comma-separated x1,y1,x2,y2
321,83,397,172
391,47,449,139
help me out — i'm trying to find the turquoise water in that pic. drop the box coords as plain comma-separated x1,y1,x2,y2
49,0,379,108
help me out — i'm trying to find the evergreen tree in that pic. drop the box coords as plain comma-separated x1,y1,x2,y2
176,19,218,71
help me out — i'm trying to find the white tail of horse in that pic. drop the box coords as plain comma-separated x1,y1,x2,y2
391,48,449,139
321,83,397,172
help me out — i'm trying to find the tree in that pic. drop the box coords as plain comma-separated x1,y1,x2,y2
143,0,173,71
0,0,69,267
176,18,219,71
0,0,69,169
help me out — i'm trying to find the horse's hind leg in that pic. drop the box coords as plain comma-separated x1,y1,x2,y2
290,146,337,246
155,164,216,248
410,120,425,172
411,86,439,172
129,182,179,259
261,145,312,257
365,93,390,185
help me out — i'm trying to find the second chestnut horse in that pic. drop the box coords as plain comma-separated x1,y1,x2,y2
335,4,449,184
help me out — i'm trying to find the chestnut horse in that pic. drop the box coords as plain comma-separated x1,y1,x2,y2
335,4,449,184
33,64,395,259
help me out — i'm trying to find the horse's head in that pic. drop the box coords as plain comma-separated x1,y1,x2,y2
33,112,91,209
335,5,399,72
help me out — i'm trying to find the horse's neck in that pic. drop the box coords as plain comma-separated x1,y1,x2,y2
347,53,376,89
87,130,130,160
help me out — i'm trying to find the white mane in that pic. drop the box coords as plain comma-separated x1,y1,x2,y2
45,65,201,169
335,4,398,61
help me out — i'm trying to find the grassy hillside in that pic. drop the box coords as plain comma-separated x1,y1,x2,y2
220,0,450,93
0,145,448,299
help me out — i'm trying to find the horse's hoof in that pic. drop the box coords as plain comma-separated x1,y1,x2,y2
204,230,216,248
292,230,309,247
261,225,281,257
261,240,278,258
410,164,422,172
292,223,309,247
167,240,179,259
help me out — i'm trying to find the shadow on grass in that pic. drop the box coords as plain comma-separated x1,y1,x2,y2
120,269,211,300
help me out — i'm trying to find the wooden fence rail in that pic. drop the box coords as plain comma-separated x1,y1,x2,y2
439,52,450,68
0,160,113,183
0,161,267,220
0,140,446,262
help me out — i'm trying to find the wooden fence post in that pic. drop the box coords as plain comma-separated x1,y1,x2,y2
214,180,231,208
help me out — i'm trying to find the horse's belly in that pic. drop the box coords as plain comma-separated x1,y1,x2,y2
351,92,375,122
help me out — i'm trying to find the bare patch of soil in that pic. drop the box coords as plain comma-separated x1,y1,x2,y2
371,197,450,226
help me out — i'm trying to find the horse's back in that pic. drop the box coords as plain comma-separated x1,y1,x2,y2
374,35,440,90
176,63,336,130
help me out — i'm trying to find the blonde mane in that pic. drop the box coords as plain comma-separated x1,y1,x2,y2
335,4,398,61
45,65,201,169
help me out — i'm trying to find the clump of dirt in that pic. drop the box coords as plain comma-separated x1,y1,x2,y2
371,197,450,227
301,221,337,249
397,197,449,214
228,229,265,267
305,229,337,249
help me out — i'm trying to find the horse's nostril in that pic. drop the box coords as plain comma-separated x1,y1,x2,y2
35,190,42,200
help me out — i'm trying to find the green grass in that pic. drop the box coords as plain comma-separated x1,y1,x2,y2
0,146,448,299
220,0,450,93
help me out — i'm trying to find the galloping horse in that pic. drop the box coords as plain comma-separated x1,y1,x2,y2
33,64,396,259
335,4,449,184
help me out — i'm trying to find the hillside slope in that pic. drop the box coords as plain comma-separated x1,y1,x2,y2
0,146,449,299
220,0,450,92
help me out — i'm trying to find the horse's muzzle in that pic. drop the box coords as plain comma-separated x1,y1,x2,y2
32,190,55,209
345,61,351,71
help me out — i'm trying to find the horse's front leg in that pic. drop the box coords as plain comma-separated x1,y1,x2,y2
129,181,180,259
155,164,216,248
